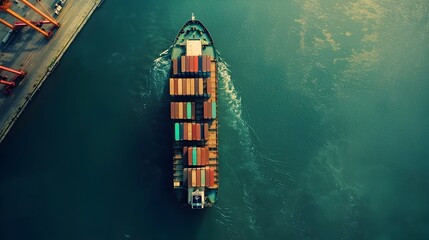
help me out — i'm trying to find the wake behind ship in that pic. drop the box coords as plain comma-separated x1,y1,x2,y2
170,14,219,209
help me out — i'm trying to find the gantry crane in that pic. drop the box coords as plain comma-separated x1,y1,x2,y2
0,65,27,94
0,0,59,38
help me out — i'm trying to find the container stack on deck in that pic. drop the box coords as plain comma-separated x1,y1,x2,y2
171,55,218,196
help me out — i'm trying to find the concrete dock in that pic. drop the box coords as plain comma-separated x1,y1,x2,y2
0,0,103,143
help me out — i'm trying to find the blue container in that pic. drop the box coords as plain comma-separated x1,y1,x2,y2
175,123,179,141
193,147,197,165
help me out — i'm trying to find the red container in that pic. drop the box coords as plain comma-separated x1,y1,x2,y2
181,56,186,73
183,122,188,140
200,148,205,166
191,102,195,120
181,78,186,96
209,167,214,187
196,168,201,187
205,146,209,165
186,56,190,72
193,56,198,73
183,102,187,119
207,101,212,119
188,147,192,166
204,123,209,140
188,168,191,187
174,78,178,95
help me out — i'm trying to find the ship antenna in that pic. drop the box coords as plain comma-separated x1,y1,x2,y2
191,13,195,21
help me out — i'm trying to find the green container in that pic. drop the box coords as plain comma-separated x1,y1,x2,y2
187,102,192,119
175,123,179,141
193,147,197,165
212,102,217,119
201,169,206,186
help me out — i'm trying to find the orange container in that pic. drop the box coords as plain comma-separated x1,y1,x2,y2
207,101,212,119
182,78,187,95
205,166,209,186
169,78,174,96
188,147,192,166
190,78,195,95
203,102,208,119
198,78,203,95
192,123,196,140
188,122,192,140
192,168,197,187
197,147,201,165
196,124,201,141
181,56,186,73
174,78,178,95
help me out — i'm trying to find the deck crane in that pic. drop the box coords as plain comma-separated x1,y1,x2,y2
0,0,59,38
0,65,27,94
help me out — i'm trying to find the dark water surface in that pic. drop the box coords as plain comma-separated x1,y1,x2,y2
1,0,429,239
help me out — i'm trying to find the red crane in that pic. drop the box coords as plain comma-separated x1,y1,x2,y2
0,65,27,95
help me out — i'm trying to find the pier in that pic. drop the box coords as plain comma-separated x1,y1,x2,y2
0,0,103,143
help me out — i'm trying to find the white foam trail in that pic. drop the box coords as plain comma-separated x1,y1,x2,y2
149,46,172,98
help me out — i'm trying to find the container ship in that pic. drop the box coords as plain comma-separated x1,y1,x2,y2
170,14,218,209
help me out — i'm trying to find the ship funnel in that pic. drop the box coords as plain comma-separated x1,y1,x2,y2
191,13,195,21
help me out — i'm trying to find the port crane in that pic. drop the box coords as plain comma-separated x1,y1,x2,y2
0,65,26,94
0,0,59,38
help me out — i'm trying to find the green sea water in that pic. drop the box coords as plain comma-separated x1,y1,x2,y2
1,0,429,239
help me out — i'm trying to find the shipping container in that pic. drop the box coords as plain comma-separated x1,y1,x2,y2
175,102,179,119
192,169,197,187
173,59,178,75
183,122,188,140
175,123,179,141
188,122,192,140
190,78,195,96
178,102,183,119
191,102,196,120
186,102,191,119
169,78,174,96
174,78,178,95
200,168,205,186
181,56,186,73
170,102,175,119
205,166,209,187
209,167,215,187
198,78,203,95
196,123,201,141
196,168,201,187
193,147,197,166
189,56,195,73
212,102,217,119
178,78,183,95
207,101,212,119
201,148,205,165
207,78,212,95
181,78,186,95
202,55,206,72
204,123,209,141
188,168,192,187
197,147,201,165
192,123,197,140
193,56,198,73
205,146,210,165
203,102,208,119
187,56,191,73
188,147,192,166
